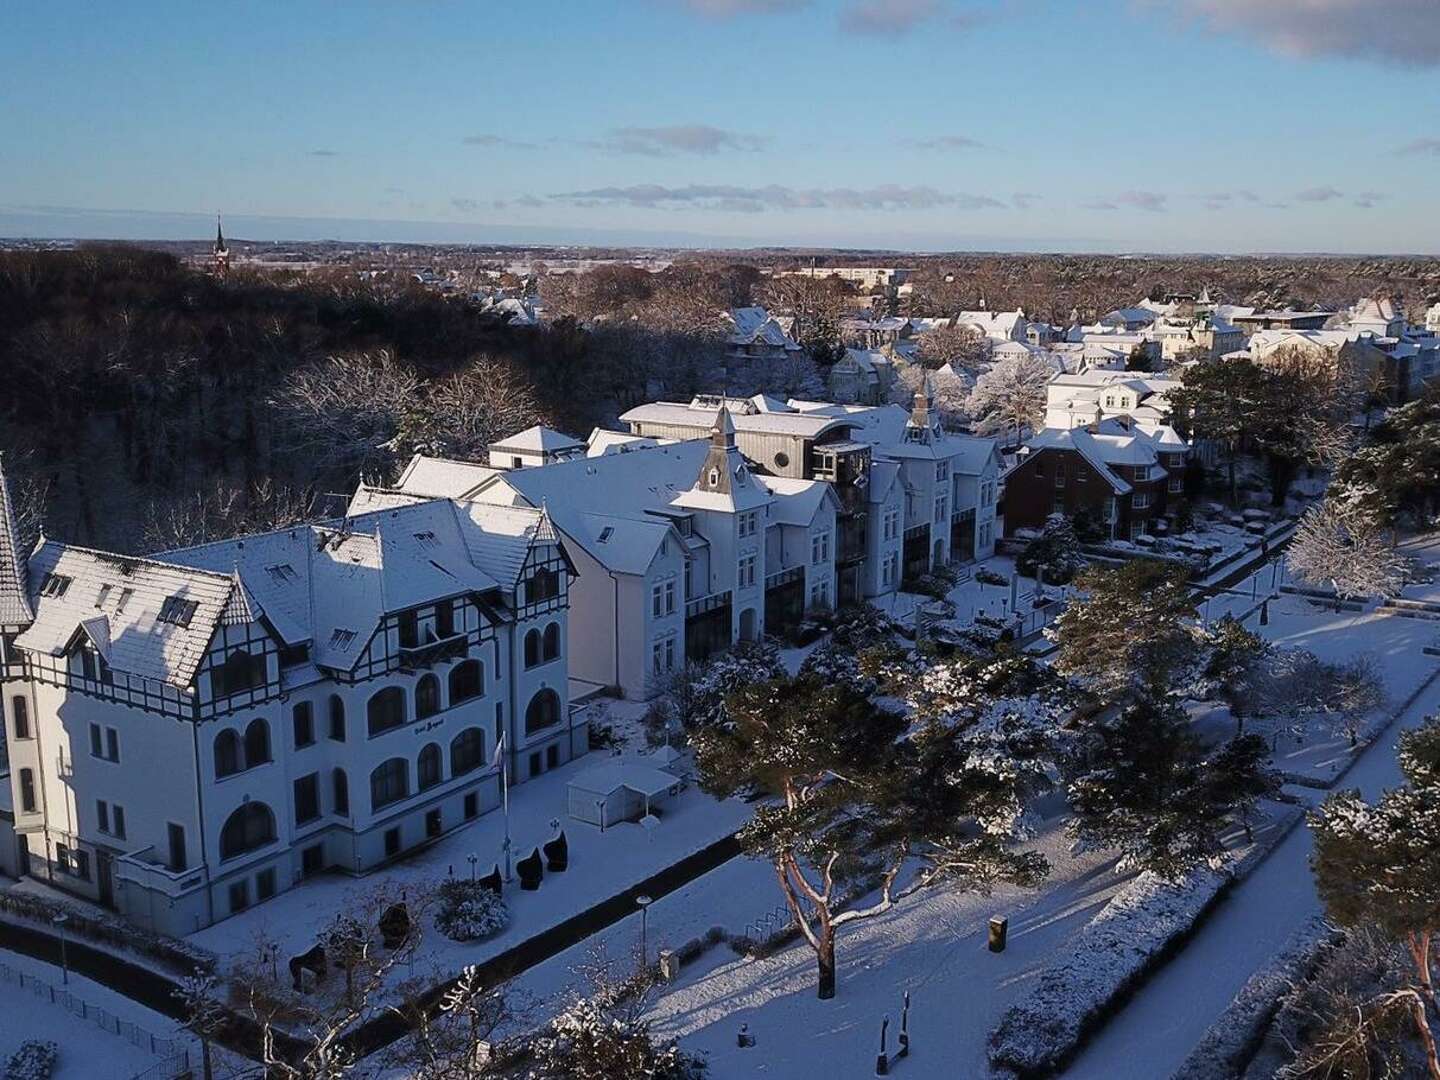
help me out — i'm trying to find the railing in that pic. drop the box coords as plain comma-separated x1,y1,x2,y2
398,632,470,670
0,959,192,1080
115,846,206,898
685,590,733,620
765,566,804,591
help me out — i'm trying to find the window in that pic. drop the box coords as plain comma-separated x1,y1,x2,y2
115,588,133,613
367,687,406,737
229,880,249,913
106,727,119,763
89,722,118,761
774,451,790,469
213,650,266,698
1133,493,1151,510
811,532,831,565
738,511,759,538
167,823,187,872
219,802,276,860
1134,466,1151,482
435,601,455,640
449,728,485,777
243,719,271,768
464,791,479,820
934,496,947,524
333,769,349,816
370,758,409,811
547,745,559,770
415,674,441,720
810,580,830,610
292,702,315,748
214,730,240,778
449,660,483,704
418,743,442,790
542,623,561,663
90,722,103,757
256,867,277,901
936,461,949,482
385,827,402,858
884,510,899,541
113,804,126,839
97,800,109,833
1055,466,1067,488
158,595,199,627
981,482,995,507
398,610,419,649
294,773,320,826
39,573,72,598
525,689,561,735
426,808,443,838
1168,476,1183,493
651,583,664,618
10,696,28,740
738,554,757,589
527,568,560,604
328,695,346,741
19,769,35,813
524,629,541,669
652,637,676,676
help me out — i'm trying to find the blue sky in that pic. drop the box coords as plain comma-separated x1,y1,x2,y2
2,0,1437,252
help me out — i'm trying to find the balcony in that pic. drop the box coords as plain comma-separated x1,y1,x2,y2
686,590,732,620
115,847,206,898
765,566,804,591
398,632,470,671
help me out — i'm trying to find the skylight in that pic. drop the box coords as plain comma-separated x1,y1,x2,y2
39,573,72,598
157,596,199,627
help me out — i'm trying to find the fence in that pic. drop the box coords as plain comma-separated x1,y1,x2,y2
0,959,192,1080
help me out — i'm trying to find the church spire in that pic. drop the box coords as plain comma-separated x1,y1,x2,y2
0,452,35,629
212,213,230,274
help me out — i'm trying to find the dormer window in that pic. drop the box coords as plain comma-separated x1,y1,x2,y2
264,563,298,584
708,468,720,487
39,573,72,598
158,596,199,627
527,568,560,604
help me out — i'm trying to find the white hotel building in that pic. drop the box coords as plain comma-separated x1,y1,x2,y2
0,467,583,934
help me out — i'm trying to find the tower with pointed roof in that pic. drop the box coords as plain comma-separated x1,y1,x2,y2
903,377,941,446
693,405,743,497
212,213,230,275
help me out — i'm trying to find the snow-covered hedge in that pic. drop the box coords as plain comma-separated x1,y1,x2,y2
988,866,1231,1078
434,879,511,942
5,1040,58,1080
1170,915,1338,1080
0,892,212,975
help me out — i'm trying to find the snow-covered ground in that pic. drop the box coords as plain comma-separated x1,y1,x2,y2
187,744,751,1016
0,946,196,1080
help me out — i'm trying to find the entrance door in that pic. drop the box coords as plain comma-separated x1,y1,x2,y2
97,851,115,908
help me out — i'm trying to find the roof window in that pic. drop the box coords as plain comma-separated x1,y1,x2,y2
158,596,199,627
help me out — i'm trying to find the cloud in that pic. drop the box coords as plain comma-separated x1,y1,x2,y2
1197,189,1261,210
513,194,544,208
549,182,1005,212
1160,1,1440,66
1012,192,1042,210
591,124,771,156
1296,185,1344,202
308,149,339,157
838,0,991,34
666,0,808,15
1352,191,1387,208
905,134,985,151
451,198,482,213
1118,190,1167,211
1396,137,1440,156
1082,200,1119,211
462,134,537,150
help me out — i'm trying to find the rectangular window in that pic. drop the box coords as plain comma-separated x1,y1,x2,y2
96,800,109,834
811,532,831,565
664,580,676,615
106,728,119,763
464,791,479,820
664,637,675,672
1055,467,1066,488
1051,499,1065,516
1133,493,1151,510
295,773,320,826
398,610,419,649
292,702,315,748
256,867,277,901
384,827,401,858
652,583,664,618
739,555,757,589
70,849,90,881
10,696,28,740
935,497,947,524
1168,477,1183,493
168,824,187,872
157,595,198,627
90,722,102,757
113,804,126,840
229,880,249,913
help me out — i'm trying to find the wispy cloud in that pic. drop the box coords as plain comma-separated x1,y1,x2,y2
1396,137,1440,156
1012,192,1042,210
1080,191,1167,212
589,124,770,156
462,134,538,150
1296,185,1344,202
549,182,1006,212
840,0,942,33
905,134,985,151
451,198,482,213
1352,191,1387,209
1159,1,1440,67
666,0,808,16
308,149,340,157
1197,189,1261,210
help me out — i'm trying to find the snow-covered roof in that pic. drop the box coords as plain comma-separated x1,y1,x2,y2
490,425,586,455
757,476,837,527
585,429,670,457
567,760,682,799
396,455,501,499
621,400,852,439
0,455,33,627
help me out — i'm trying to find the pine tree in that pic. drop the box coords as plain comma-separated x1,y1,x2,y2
1309,719,1440,1079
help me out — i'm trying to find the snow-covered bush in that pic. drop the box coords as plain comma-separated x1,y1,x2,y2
528,997,705,1080
668,641,787,735
988,866,1230,1076
435,879,511,942
1015,514,1085,585
5,1040,58,1080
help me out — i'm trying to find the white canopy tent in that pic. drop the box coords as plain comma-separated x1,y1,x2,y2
567,760,684,829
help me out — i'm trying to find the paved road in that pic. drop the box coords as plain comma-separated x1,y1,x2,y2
1061,672,1440,1079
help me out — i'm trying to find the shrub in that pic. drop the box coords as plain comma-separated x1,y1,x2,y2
5,1041,58,1080
434,879,511,942
1015,514,1085,585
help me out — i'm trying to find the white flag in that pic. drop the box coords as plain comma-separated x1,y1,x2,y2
492,732,505,768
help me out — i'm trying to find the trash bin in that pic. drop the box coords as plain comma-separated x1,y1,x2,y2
659,948,680,982
988,916,1008,953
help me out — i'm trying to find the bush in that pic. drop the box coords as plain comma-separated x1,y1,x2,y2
0,892,212,975
434,879,511,942
5,1041,57,1080
1015,514,1085,585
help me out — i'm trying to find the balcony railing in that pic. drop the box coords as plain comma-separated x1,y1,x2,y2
765,566,804,591
398,632,470,671
115,846,206,897
686,590,733,620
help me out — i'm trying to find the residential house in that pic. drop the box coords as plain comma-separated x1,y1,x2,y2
486,425,587,470
828,348,898,405
721,307,804,363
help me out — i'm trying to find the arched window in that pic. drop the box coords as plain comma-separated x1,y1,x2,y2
415,674,441,720
219,802,276,860
450,728,485,776
367,687,406,737
525,689,561,735
214,649,266,698
370,758,409,811
243,719,271,768
333,768,349,816
417,743,442,790
449,660,483,704
328,695,346,741
542,622,561,663
523,629,541,669
214,729,241,778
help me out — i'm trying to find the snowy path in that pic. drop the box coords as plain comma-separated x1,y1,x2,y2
1060,674,1440,1080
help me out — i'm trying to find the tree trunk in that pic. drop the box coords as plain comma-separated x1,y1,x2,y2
1405,992,1440,1080
1228,455,1238,507
816,927,837,1000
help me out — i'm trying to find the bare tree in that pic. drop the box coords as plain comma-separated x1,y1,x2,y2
967,354,1052,447
142,478,321,553
1287,501,1406,606
389,966,514,1079
914,323,988,373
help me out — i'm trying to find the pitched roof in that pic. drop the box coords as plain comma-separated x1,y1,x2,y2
396,455,501,498
0,455,33,627
756,476,836,527
489,425,586,455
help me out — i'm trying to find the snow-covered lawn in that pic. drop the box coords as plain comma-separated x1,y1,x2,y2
640,817,1135,1080
188,745,751,1015
0,947,196,1080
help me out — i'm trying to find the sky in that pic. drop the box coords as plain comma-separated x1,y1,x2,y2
2,0,1438,254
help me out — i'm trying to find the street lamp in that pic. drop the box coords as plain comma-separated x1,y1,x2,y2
635,894,653,970
52,912,69,985
466,854,479,882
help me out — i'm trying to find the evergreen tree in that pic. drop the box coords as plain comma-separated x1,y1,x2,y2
1169,356,1267,505
1015,513,1085,585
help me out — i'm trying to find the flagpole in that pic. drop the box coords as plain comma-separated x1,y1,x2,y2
502,739,513,883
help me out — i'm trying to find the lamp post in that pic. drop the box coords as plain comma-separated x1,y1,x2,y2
466,854,478,882
52,912,69,985
635,894,653,971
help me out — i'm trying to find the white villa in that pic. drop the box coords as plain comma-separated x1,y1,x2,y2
0,463,583,934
